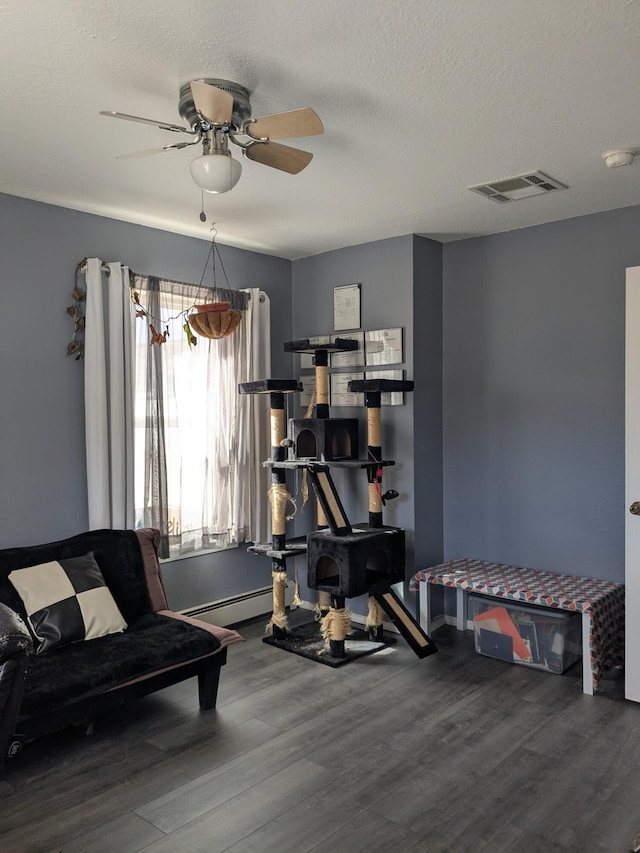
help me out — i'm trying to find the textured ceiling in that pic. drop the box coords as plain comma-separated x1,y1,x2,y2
1,0,639,259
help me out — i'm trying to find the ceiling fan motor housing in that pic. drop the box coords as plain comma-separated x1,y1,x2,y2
179,78,252,129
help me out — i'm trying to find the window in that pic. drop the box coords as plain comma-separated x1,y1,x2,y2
131,277,269,559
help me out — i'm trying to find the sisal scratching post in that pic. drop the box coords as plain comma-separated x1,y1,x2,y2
316,589,332,618
365,391,383,529
321,596,351,658
348,377,418,649
315,350,330,613
366,390,385,639
239,379,317,654
365,596,385,633
314,349,330,419
267,569,289,634
267,390,289,637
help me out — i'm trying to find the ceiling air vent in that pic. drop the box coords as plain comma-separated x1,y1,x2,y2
469,171,567,203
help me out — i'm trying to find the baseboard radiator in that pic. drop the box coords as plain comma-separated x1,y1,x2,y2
181,585,293,628
183,587,406,634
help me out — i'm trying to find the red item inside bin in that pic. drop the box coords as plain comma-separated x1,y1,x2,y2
473,605,532,661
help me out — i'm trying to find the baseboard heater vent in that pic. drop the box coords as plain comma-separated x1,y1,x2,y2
181,584,293,628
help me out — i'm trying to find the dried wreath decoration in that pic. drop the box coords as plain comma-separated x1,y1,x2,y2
67,263,87,359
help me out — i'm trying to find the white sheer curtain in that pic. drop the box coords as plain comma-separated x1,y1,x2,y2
83,258,135,529
130,277,270,558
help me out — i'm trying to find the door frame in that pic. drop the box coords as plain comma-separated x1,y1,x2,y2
625,266,640,701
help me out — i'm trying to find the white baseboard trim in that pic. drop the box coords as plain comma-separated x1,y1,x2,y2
427,613,448,632
438,614,472,630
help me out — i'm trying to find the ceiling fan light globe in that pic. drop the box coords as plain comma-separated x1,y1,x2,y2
189,152,242,194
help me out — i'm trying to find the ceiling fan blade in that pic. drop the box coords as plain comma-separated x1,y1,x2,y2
245,141,313,174
100,111,191,134
248,108,323,140
116,141,194,159
190,81,234,126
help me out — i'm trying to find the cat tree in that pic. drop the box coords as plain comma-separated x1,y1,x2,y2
239,338,437,665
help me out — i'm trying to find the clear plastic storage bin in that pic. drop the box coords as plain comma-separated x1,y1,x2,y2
468,594,582,674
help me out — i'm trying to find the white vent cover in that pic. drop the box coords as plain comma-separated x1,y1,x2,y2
469,171,568,203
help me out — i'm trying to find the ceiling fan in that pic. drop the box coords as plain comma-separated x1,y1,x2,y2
100,78,324,194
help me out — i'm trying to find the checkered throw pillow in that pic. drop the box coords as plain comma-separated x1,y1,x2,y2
8,552,127,654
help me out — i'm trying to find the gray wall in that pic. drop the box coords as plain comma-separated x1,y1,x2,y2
413,235,444,570
3,189,639,613
443,205,640,583
0,192,292,609
291,234,443,613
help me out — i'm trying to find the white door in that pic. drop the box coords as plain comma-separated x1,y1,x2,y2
626,266,640,701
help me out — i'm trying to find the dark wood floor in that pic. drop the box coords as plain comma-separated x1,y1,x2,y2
1,612,639,853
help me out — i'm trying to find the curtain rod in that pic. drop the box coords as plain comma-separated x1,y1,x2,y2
77,259,111,276
76,259,265,300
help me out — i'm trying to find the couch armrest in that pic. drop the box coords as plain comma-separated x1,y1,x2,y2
157,610,244,649
135,528,169,612
0,603,33,662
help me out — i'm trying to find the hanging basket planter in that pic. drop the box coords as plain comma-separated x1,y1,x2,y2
125,225,248,348
188,301,243,339
185,226,247,340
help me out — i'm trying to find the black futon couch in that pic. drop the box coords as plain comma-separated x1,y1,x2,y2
0,528,242,769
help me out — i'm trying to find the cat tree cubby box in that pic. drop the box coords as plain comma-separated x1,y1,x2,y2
239,338,437,666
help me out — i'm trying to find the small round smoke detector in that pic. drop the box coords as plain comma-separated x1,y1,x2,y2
602,148,638,168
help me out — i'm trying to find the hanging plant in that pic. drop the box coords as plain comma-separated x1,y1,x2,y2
130,289,196,349
132,225,246,344
188,301,242,339
186,224,245,340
